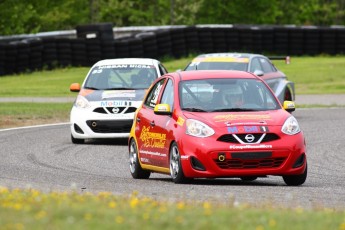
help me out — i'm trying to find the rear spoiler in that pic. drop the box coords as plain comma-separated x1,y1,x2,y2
268,56,291,64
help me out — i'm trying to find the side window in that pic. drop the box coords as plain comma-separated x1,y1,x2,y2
159,64,168,75
260,58,276,73
144,78,166,108
250,58,262,72
160,79,174,110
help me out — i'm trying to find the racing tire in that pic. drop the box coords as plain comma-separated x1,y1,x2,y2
129,139,151,179
240,176,258,182
71,134,84,144
169,142,192,184
283,164,307,186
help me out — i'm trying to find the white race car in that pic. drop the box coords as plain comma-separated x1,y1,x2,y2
69,58,168,144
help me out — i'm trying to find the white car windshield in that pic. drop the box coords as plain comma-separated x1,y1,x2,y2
179,78,280,112
84,65,158,90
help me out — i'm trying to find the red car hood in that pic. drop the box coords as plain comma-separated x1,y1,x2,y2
182,109,290,128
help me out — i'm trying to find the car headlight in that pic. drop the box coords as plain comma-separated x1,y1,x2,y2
74,95,91,109
281,116,300,135
186,119,214,137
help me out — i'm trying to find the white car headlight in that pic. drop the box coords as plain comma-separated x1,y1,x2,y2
281,116,300,135
186,119,214,137
74,95,91,109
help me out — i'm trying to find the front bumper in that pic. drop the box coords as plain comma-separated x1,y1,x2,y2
70,106,135,139
178,132,306,178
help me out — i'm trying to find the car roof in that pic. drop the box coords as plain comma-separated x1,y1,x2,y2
92,58,160,67
194,53,266,59
169,70,259,81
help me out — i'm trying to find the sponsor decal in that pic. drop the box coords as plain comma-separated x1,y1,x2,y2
227,126,269,133
214,114,271,123
100,101,132,107
177,116,185,126
149,82,163,107
180,155,189,160
140,157,149,163
229,144,272,150
140,150,167,157
97,64,154,69
140,126,166,148
102,90,136,98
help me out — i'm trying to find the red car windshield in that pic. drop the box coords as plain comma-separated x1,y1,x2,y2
179,78,280,112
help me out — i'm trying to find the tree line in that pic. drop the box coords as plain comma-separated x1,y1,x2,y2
0,0,344,36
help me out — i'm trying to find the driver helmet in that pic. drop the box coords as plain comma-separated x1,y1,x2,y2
223,84,244,107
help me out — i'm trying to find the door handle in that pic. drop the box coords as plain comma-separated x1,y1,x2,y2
150,121,155,127
136,117,141,122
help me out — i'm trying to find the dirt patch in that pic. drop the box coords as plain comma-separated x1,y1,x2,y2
0,116,69,129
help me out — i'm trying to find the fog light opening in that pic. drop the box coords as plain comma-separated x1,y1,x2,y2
218,152,226,162
293,153,305,168
74,124,84,134
190,157,206,171
91,121,97,127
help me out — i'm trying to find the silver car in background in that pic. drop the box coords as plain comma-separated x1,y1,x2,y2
184,53,294,104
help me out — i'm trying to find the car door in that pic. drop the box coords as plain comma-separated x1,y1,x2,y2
135,77,171,168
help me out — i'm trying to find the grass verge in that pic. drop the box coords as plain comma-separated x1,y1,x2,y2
0,55,344,97
0,188,344,230
0,102,71,129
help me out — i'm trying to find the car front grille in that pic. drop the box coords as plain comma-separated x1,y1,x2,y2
217,133,280,143
93,107,137,114
86,119,133,133
215,157,286,169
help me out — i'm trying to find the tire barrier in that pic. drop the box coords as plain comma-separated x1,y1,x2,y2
0,24,344,76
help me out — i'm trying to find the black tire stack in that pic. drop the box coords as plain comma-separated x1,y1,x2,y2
0,43,7,75
212,27,228,52
337,27,345,54
320,27,337,55
197,26,214,53
184,26,199,54
76,23,114,64
289,27,304,55
0,24,344,77
303,26,320,56
170,27,187,58
24,38,43,71
42,38,58,70
274,26,290,55
226,27,240,52
114,39,130,58
136,32,159,59
56,38,73,67
156,30,172,58
71,38,87,66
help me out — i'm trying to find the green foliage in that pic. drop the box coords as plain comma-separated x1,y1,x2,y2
196,0,282,24
276,0,341,25
0,0,344,35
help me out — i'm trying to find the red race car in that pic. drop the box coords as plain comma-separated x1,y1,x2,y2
128,70,307,186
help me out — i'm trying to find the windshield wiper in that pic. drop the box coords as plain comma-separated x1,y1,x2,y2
103,87,134,90
211,108,257,112
84,86,100,90
182,107,207,112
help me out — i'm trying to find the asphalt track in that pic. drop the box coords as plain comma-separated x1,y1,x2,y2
1,106,345,210
1,94,345,105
